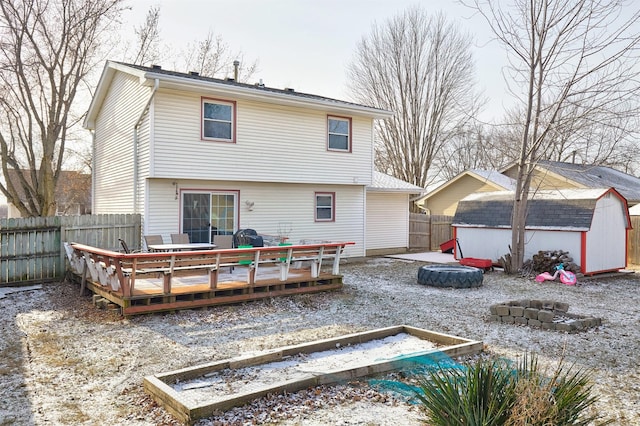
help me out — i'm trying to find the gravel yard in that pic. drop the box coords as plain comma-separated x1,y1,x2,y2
1,256,639,425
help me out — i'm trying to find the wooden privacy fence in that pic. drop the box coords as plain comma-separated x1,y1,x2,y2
409,213,453,251
627,216,640,266
0,214,141,286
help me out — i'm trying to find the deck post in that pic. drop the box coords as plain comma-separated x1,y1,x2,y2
163,273,172,294
332,246,342,275
208,268,218,289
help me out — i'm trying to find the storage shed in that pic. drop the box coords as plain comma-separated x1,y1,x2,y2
452,188,631,275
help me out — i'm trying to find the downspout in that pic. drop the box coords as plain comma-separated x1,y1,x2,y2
133,78,159,214
90,130,96,213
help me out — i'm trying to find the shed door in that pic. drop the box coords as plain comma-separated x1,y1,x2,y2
182,192,238,243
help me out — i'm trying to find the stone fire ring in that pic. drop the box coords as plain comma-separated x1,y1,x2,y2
417,264,484,288
489,299,602,332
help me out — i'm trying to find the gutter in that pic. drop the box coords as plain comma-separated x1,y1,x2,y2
133,78,159,214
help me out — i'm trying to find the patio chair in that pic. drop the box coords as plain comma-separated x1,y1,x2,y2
171,233,190,244
118,238,131,254
144,235,164,251
213,234,235,272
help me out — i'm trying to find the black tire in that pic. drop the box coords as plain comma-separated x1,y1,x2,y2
417,264,484,288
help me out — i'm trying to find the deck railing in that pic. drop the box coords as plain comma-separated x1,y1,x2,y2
67,241,354,298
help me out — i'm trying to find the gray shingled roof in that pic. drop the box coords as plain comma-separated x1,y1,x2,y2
116,62,384,111
538,161,640,203
453,188,619,230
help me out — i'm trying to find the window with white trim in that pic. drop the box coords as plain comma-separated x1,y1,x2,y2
202,98,235,141
315,192,335,222
327,116,351,151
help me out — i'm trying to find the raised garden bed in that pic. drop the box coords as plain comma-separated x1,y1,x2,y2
143,325,483,424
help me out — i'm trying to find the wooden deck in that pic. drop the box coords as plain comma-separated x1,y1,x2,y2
66,242,352,316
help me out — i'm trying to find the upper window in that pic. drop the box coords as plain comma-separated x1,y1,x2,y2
202,98,235,142
315,192,335,222
327,116,351,152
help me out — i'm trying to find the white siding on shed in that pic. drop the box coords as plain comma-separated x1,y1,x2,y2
366,192,409,251
455,228,582,263
584,192,627,272
146,179,366,257
151,89,374,185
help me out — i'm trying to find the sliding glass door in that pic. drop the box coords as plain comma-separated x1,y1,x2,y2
182,192,237,243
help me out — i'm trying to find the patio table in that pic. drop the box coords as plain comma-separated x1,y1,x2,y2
147,243,216,251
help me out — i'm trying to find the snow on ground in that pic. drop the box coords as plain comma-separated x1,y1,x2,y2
1,257,640,425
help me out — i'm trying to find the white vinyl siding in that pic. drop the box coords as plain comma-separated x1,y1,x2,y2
151,89,374,185
584,193,627,272
93,72,151,214
366,192,409,251
455,228,582,263
145,179,366,257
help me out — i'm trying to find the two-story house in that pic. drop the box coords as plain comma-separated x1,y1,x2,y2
84,61,422,257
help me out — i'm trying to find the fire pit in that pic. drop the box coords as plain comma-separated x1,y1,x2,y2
489,299,602,332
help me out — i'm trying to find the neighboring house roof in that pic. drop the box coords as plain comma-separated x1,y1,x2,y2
368,171,425,193
5,169,91,213
501,160,640,204
535,160,640,203
453,188,628,231
422,169,516,200
84,61,394,129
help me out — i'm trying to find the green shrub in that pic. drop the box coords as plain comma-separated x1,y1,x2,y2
412,353,611,426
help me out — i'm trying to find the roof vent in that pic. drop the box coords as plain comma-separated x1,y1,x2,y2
255,78,265,88
151,64,161,70
285,87,295,92
189,71,199,76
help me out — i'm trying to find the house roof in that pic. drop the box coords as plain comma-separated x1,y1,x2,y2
420,169,516,201
506,161,640,204
453,187,628,231
4,169,91,211
84,61,394,129
368,171,425,193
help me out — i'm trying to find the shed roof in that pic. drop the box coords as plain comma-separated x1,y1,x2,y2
453,188,627,231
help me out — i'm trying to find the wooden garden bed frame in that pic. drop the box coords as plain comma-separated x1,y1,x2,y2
144,325,483,424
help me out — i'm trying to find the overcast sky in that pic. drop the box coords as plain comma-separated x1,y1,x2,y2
122,0,510,121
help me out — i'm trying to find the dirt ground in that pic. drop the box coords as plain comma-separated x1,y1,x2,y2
1,257,639,425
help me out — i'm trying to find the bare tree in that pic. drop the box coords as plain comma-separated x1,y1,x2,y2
467,0,640,272
126,6,258,82
178,31,258,82
431,123,513,181
348,7,483,191
0,0,125,217
130,5,162,66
